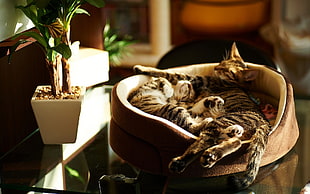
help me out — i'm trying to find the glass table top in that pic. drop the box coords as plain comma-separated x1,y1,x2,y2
0,84,309,194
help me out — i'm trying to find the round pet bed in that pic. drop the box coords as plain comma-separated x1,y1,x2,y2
110,63,299,177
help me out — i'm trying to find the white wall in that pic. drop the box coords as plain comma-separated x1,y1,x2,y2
0,0,33,41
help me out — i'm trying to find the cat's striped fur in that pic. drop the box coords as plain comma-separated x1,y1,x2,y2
128,77,225,135
131,43,272,190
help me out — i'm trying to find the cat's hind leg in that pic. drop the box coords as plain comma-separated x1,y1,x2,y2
168,131,216,173
200,137,242,168
200,125,244,168
228,124,270,190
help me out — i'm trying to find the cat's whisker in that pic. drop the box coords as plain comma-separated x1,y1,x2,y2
241,139,252,144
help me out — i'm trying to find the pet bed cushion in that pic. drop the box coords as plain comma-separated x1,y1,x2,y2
110,63,299,177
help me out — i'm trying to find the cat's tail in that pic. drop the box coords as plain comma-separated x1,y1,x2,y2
228,124,270,190
133,65,192,84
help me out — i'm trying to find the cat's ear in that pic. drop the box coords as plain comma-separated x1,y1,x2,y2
242,69,259,81
230,42,244,62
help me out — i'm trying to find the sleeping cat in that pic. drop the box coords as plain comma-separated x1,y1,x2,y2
132,43,272,190
128,76,226,135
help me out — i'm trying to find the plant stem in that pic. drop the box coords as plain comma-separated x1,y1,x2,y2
46,56,61,96
61,29,72,93
61,56,71,93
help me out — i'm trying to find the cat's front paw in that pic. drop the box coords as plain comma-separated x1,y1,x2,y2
204,96,224,109
221,125,244,138
230,125,244,137
203,96,225,117
200,151,221,168
168,157,187,173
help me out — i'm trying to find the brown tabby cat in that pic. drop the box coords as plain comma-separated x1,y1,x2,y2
128,76,225,135
131,43,272,190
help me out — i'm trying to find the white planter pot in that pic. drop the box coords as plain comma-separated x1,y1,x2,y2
31,86,86,144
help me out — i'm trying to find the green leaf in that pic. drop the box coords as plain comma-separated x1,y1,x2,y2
66,166,80,177
65,165,86,184
53,43,72,59
46,48,56,62
75,8,90,15
8,39,31,63
103,21,136,66
13,31,48,49
85,0,105,8
107,34,118,44
35,0,51,8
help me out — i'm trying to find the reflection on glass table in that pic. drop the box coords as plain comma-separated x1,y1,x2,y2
0,85,310,194
0,85,112,194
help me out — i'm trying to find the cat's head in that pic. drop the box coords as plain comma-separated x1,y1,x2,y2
173,80,196,102
214,42,258,84
153,77,174,98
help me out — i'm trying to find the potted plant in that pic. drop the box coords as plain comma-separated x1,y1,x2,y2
9,0,104,144
103,21,135,66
